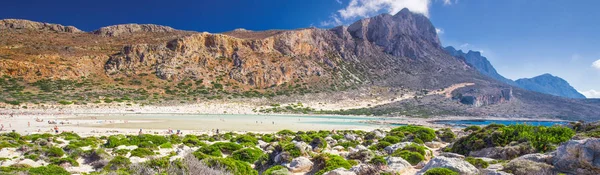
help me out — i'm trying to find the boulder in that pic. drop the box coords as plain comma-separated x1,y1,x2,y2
480,169,513,175
503,159,555,175
347,149,375,162
469,143,536,160
275,152,292,164
286,157,313,173
384,142,414,154
514,153,552,164
292,141,312,155
417,156,479,175
425,141,444,149
439,152,465,159
333,146,345,151
258,140,268,149
345,134,357,141
324,168,357,175
386,157,413,174
325,136,338,146
350,164,379,175
552,138,600,174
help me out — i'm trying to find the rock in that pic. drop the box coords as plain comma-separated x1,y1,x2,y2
424,141,444,149
345,134,357,141
514,153,552,164
480,169,513,175
286,157,313,173
293,141,312,155
439,152,465,159
386,157,413,174
384,142,415,154
417,156,479,175
325,136,338,146
59,162,72,168
92,24,176,37
333,146,345,151
347,150,375,162
258,140,268,149
16,159,42,167
552,138,600,174
469,143,536,160
275,152,292,164
503,159,554,175
350,164,379,175
323,168,357,175
0,19,82,33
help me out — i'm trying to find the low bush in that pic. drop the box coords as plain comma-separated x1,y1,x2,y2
392,150,424,165
465,157,489,168
402,144,427,156
50,157,79,166
233,135,258,145
368,141,391,151
436,128,456,142
391,125,436,142
314,153,353,175
263,165,289,175
424,167,459,175
231,148,264,163
28,165,69,175
46,146,65,157
382,136,401,144
107,156,131,170
130,148,155,158
203,157,258,175
369,156,387,166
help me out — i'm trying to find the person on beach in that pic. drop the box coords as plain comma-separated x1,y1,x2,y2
139,129,143,135
28,122,30,127
54,125,59,134
216,129,219,135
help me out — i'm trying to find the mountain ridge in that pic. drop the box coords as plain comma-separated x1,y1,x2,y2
0,8,599,120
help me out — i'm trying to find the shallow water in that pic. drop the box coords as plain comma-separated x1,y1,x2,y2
433,120,568,127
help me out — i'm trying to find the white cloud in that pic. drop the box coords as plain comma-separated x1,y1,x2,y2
442,0,452,5
593,59,600,70
580,89,600,98
435,28,444,34
338,0,431,20
336,0,343,4
459,43,470,48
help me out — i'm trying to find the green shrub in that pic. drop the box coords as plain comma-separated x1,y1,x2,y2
465,157,489,168
424,167,459,175
50,157,79,166
336,141,358,149
146,157,170,169
261,134,275,142
282,142,302,157
211,142,243,154
113,149,130,156
263,165,289,175
392,150,424,165
233,135,259,145
369,156,387,166
130,148,155,158
368,141,391,151
231,148,264,163
182,135,207,147
402,144,427,156
315,154,353,175
46,147,65,157
277,130,295,136
382,136,401,144
436,128,456,142
391,125,436,142
28,165,69,175
107,156,131,170
463,125,481,132
203,157,258,175
159,142,173,148
311,137,328,150
451,124,575,155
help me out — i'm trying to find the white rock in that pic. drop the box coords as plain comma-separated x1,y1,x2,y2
384,142,416,154
553,138,600,174
324,168,357,175
386,157,414,174
417,156,479,175
286,157,313,173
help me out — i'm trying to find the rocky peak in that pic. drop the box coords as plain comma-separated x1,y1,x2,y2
92,24,176,37
515,73,585,99
346,8,441,58
0,19,82,33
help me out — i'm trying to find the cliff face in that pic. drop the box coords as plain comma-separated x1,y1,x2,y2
104,8,475,90
93,24,177,37
444,46,516,86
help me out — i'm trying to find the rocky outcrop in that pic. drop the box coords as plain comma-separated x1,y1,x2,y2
417,156,479,175
444,46,516,86
0,19,82,33
456,88,512,107
286,157,313,173
350,164,379,175
552,138,600,174
92,24,176,36
468,142,536,160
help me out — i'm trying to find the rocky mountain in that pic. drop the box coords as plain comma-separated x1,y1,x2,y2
0,8,599,120
444,46,586,99
0,19,82,33
516,74,586,99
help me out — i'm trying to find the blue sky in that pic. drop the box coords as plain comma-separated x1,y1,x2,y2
2,0,599,97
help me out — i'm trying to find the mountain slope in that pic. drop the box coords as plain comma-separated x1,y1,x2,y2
444,46,586,99
0,9,598,120
516,74,586,99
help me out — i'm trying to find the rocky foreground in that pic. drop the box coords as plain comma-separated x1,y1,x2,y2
1,121,600,175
